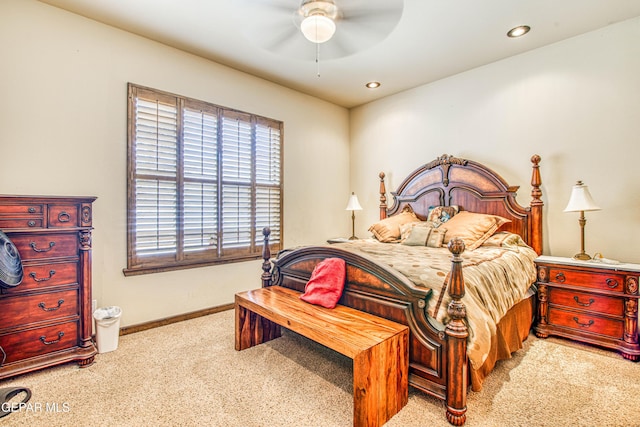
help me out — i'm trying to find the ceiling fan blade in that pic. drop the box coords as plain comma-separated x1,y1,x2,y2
237,0,295,14
259,26,302,54
234,0,404,61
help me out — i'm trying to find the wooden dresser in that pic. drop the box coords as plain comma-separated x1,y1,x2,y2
535,255,640,361
0,195,97,379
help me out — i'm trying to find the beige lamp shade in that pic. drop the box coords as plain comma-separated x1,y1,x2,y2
564,181,600,212
345,192,362,211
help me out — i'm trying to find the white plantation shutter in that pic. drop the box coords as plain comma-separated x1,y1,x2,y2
183,105,218,254
132,91,178,258
221,112,252,251
126,84,282,275
256,187,281,243
255,119,282,244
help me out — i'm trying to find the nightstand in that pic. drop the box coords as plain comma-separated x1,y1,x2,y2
534,255,640,361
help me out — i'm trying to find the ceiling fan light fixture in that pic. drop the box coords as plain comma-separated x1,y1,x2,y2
301,13,336,43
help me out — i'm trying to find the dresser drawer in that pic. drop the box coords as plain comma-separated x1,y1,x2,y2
548,267,625,293
548,307,624,339
0,203,44,215
0,289,78,328
9,233,78,260
0,218,44,229
3,262,78,294
48,205,80,228
0,203,45,229
549,288,623,316
0,321,79,364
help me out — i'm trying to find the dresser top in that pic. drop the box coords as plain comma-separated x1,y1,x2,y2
536,255,640,273
0,195,97,203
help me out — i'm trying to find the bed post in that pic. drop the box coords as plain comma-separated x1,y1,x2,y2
379,172,388,220
530,155,543,255
445,237,468,426
261,227,272,288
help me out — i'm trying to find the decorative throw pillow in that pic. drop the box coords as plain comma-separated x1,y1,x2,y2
402,225,433,246
481,231,526,250
426,227,447,248
300,258,346,309
427,205,459,226
441,211,511,250
399,222,416,241
369,210,420,242
400,220,439,242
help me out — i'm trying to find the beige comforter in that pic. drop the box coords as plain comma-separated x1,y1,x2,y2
332,235,537,369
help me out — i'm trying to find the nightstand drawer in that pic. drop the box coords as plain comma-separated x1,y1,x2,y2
548,308,623,339
549,288,623,316
548,267,625,293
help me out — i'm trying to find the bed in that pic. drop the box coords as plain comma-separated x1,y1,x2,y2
259,154,543,425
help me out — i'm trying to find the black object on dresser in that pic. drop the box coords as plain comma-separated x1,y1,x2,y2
535,255,640,361
0,195,97,379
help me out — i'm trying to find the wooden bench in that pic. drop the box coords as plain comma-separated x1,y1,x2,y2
235,286,409,427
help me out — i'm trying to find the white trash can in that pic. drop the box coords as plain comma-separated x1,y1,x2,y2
93,306,122,353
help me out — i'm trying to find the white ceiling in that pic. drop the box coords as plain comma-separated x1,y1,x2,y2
38,0,640,108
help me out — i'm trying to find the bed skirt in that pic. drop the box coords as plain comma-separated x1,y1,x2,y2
470,288,536,391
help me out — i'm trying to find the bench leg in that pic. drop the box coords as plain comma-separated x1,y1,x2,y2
352,330,408,427
235,302,281,351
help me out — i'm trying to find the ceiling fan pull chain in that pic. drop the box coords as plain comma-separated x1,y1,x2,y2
316,42,321,77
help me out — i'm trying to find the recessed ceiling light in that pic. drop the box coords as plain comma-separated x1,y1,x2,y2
507,25,531,38
365,81,381,89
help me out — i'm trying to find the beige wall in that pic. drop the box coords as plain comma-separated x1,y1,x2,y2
0,0,351,326
350,17,640,263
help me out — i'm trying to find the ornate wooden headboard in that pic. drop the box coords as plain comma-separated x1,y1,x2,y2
378,154,543,254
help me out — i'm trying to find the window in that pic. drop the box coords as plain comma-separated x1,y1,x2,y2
124,84,282,276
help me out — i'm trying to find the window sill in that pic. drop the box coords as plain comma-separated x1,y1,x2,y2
123,255,263,277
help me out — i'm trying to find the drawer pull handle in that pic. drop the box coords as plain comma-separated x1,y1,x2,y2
29,270,56,282
58,211,71,223
573,317,594,328
28,207,36,213
38,299,64,311
555,272,566,283
573,296,595,307
605,278,619,289
30,241,55,252
39,332,64,345
27,220,36,227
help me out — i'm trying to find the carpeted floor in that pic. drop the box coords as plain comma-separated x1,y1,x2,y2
1,309,639,427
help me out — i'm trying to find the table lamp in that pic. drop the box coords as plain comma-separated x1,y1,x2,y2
564,181,600,260
345,192,363,240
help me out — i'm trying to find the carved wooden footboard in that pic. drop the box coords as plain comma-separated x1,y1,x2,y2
259,154,543,425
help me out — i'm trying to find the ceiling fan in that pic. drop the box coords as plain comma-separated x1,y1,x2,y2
235,0,405,61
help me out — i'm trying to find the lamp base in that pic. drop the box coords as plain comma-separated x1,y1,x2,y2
573,252,592,261
348,235,358,240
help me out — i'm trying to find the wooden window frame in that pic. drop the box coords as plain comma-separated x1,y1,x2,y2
124,83,283,276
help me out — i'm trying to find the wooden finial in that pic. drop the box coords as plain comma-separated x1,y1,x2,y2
261,227,272,288
529,155,543,255
379,172,387,220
